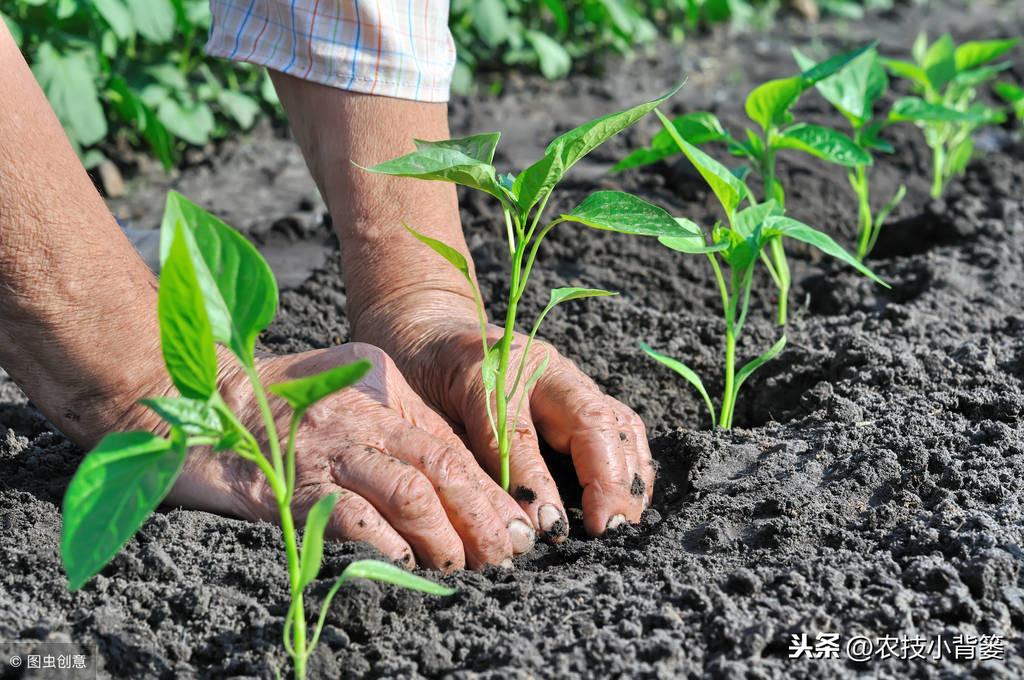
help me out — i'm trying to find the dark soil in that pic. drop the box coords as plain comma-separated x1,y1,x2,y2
3,1,1024,678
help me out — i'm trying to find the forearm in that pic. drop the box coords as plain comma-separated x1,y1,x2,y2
0,26,165,446
269,72,480,342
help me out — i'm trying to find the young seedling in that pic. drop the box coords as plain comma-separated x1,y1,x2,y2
641,111,888,429
616,43,876,325
363,87,693,491
883,33,1019,197
60,193,453,680
792,45,907,261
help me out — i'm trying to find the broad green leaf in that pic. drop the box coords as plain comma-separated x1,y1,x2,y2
888,97,985,123
217,90,260,129
363,142,506,202
954,39,1019,71
299,493,338,589
765,216,888,287
560,190,694,237
413,132,501,165
658,218,728,254
656,110,747,218
734,200,783,237
794,47,885,124
126,0,176,43
404,225,473,284
526,30,572,80
474,0,509,47
108,77,175,170
141,397,221,437
269,360,372,414
93,0,134,41
542,287,617,318
745,76,804,131
639,343,716,428
157,98,215,146
159,224,218,400
800,42,876,84
32,45,107,147
912,32,929,64
733,335,787,399
160,192,278,367
62,432,186,590
612,112,727,172
336,559,455,596
882,58,930,90
513,83,683,213
995,81,1024,119
922,34,956,91
952,63,1012,89
777,124,872,167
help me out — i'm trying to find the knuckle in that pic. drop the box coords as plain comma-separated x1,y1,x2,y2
332,493,379,536
387,467,439,523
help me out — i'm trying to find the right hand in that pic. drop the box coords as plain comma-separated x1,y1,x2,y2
123,343,536,571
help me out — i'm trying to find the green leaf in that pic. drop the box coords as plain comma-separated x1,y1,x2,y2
794,46,886,124
159,224,219,400
336,559,456,596
733,335,786,400
733,200,783,237
954,39,1019,71
513,83,683,213
474,0,509,47
157,98,215,146
126,0,176,43
403,225,473,283
639,342,716,428
612,112,727,172
745,76,804,131
776,124,872,167
922,33,957,91
800,43,876,85
523,351,549,394
217,90,260,129
269,360,372,414
882,58,930,90
413,132,501,165
93,0,134,41
888,97,985,123
765,216,888,287
62,432,186,590
2,12,22,46
160,192,278,367
141,397,222,437
658,218,728,254
995,81,1024,119
32,45,107,147
952,63,1011,89
561,190,694,238
362,140,506,202
526,30,572,80
542,287,617,318
656,109,747,218
299,493,338,590
108,76,175,170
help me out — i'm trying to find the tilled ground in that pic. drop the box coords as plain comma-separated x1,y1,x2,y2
2,1,1023,678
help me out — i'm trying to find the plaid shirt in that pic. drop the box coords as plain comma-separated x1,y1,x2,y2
206,0,455,102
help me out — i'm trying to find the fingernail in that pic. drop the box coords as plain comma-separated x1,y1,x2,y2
538,503,568,539
507,519,536,555
500,558,514,570
606,514,626,531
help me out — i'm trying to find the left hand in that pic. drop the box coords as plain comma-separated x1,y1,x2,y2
352,291,655,542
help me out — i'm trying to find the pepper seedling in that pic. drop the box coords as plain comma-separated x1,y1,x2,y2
640,111,888,429
792,45,906,261
883,33,1018,197
363,87,693,491
616,43,875,325
60,193,452,680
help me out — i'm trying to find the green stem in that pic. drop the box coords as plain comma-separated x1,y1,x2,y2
769,237,789,327
931,143,946,199
719,326,737,429
852,165,872,261
495,244,525,490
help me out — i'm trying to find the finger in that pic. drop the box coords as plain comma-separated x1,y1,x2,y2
620,402,655,508
383,421,527,568
332,444,466,572
530,356,645,536
402,399,537,555
292,484,415,567
461,391,569,544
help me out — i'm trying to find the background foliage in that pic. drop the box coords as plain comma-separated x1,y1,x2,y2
2,0,899,170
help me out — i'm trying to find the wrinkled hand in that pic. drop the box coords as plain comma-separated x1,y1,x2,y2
354,294,655,541
123,343,536,571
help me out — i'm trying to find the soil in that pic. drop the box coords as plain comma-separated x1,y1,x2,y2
3,1,1024,678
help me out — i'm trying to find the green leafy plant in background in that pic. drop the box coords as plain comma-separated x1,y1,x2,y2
792,45,906,260
995,81,1024,126
640,112,887,428
364,87,693,490
617,43,874,325
882,33,1019,197
3,0,278,170
60,192,452,680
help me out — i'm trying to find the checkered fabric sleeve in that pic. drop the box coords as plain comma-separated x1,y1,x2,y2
206,0,456,103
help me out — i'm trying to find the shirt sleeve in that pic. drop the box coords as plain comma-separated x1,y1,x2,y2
206,0,455,103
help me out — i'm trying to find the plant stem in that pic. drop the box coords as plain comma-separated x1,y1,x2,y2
495,244,525,490
719,326,737,429
931,143,946,198
761,148,789,326
852,165,873,261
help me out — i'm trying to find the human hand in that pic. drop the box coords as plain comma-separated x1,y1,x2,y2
117,343,536,571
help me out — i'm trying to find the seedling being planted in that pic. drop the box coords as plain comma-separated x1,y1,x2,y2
883,33,1019,197
640,113,888,429
60,193,452,680
792,45,907,261
364,87,692,491
616,43,875,325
